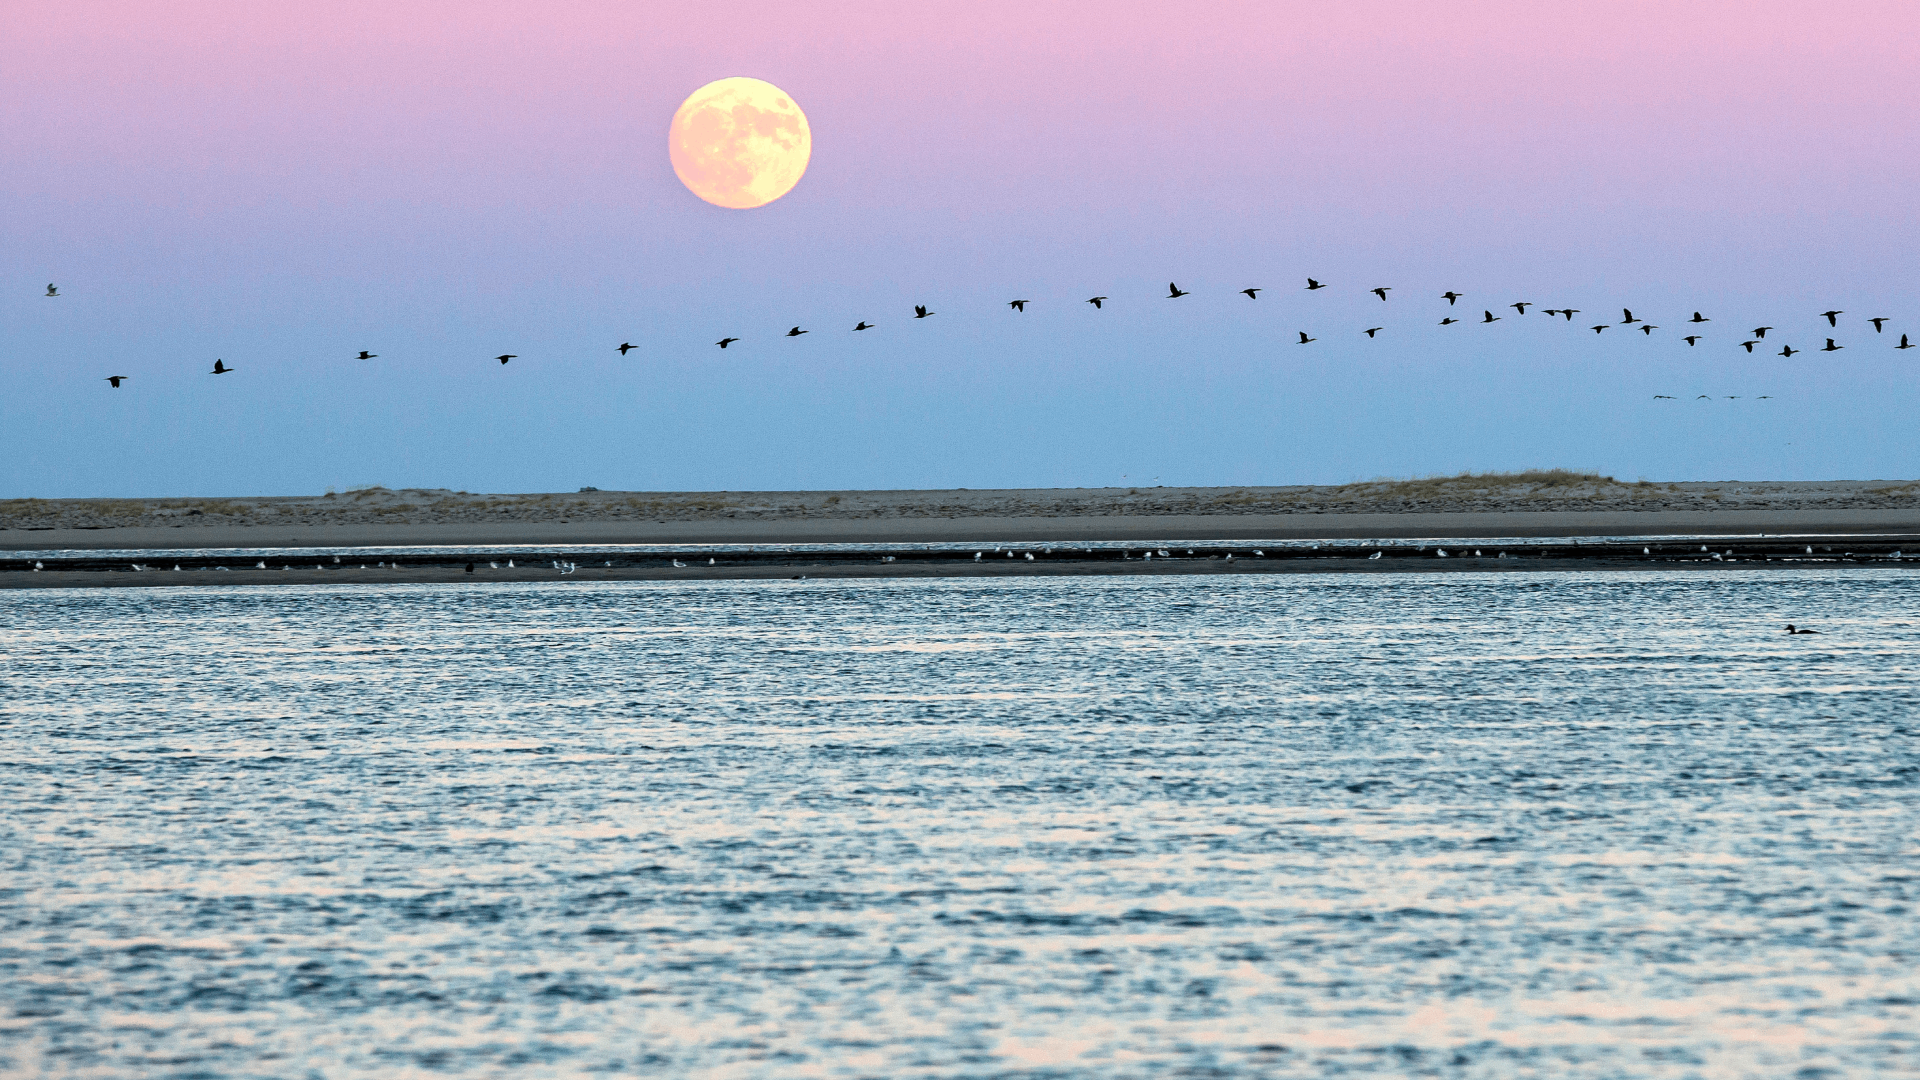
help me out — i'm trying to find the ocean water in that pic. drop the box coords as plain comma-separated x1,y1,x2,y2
2,570,1916,1079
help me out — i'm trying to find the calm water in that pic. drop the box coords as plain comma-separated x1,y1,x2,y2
3,571,1916,1079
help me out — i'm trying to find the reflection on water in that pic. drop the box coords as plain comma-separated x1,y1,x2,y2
2,571,1916,1077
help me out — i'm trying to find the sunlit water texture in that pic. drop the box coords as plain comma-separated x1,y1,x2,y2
3,571,1917,1078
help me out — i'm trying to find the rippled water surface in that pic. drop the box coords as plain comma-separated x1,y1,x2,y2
3,571,1917,1078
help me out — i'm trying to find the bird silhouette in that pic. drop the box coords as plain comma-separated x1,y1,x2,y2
1482,310,1500,323
1758,395,1772,399
45,284,58,296
1698,394,1711,399
1241,288,1261,299
1440,317,1460,325
1363,327,1382,338
1899,334,1915,350
1654,394,1674,399
1086,296,1107,309
1640,324,1658,335
1689,312,1710,323
105,375,127,387
1621,308,1639,324
1779,345,1798,357
1559,308,1580,321
852,321,873,331
496,354,515,364
617,342,635,355
1751,326,1772,338
1591,324,1608,334
1008,300,1028,311
1821,310,1843,326
1727,395,1740,399
1684,335,1701,346
1511,302,1531,315
1297,331,1316,344
1785,624,1820,634
211,360,234,374
716,337,738,349
914,304,934,318
786,326,808,337
1442,291,1463,305
1372,287,1390,301
1739,340,1758,352
1305,278,1326,290
1167,283,1188,298
1869,317,1889,332
1822,338,1843,352
356,350,377,359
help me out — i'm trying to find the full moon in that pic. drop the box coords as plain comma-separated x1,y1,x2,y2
668,77,811,210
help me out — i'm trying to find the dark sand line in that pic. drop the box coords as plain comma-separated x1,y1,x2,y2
8,509,1920,552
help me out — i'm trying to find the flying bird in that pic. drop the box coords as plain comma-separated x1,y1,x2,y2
1751,326,1772,338
1442,291,1463,305
1372,287,1390,301
356,351,377,359
1363,327,1382,338
1689,312,1710,323
1640,324,1658,335
1739,340,1757,352
1621,309,1639,324
1591,325,1608,334
1654,394,1674,399
1543,308,1561,317
1558,309,1580,321
1167,283,1189,298
1008,300,1028,312
1440,317,1460,325
852,321,873,331
716,337,738,348
1822,338,1843,352
1683,335,1701,346
1821,310,1843,326
1870,317,1889,332
1086,296,1107,309
617,342,635,355
1241,288,1261,299
1899,334,1914,350
211,360,234,374
786,326,808,337
105,375,127,387
45,284,58,296
1779,345,1798,357
1482,310,1500,323
1305,278,1326,290
496,354,515,364
914,304,934,318
1511,302,1532,315
1297,331,1316,344
1698,394,1711,399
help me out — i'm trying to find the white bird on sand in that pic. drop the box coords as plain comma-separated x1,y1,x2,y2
1024,553,1034,561
672,559,686,568
1369,552,1382,560
973,552,982,561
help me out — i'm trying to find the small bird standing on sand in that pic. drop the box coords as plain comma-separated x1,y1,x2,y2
914,304,934,318
211,359,234,374
1297,331,1316,344
496,354,515,364
1512,302,1532,315
1166,283,1188,298
1899,334,1914,350
1482,310,1500,323
1683,335,1701,346
1785,624,1820,634
1621,308,1640,324
1305,278,1326,290
1822,338,1843,352
1870,317,1889,332
1086,296,1107,309
1689,312,1710,323
617,342,636,355
1739,340,1758,352
105,375,127,387
1821,310,1843,326
45,284,58,296
1751,326,1772,338
852,321,873,331
1779,345,1799,357
1363,327,1382,338
1372,287,1390,300
786,326,808,337
716,337,738,348
356,350,377,359
1442,291,1463,305
1242,288,1261,299
1008,300,1028,311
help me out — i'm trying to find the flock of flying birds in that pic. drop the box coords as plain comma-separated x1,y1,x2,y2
44,277,1914,394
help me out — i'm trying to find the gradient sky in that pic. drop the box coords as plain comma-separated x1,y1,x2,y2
4,1,1917,497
